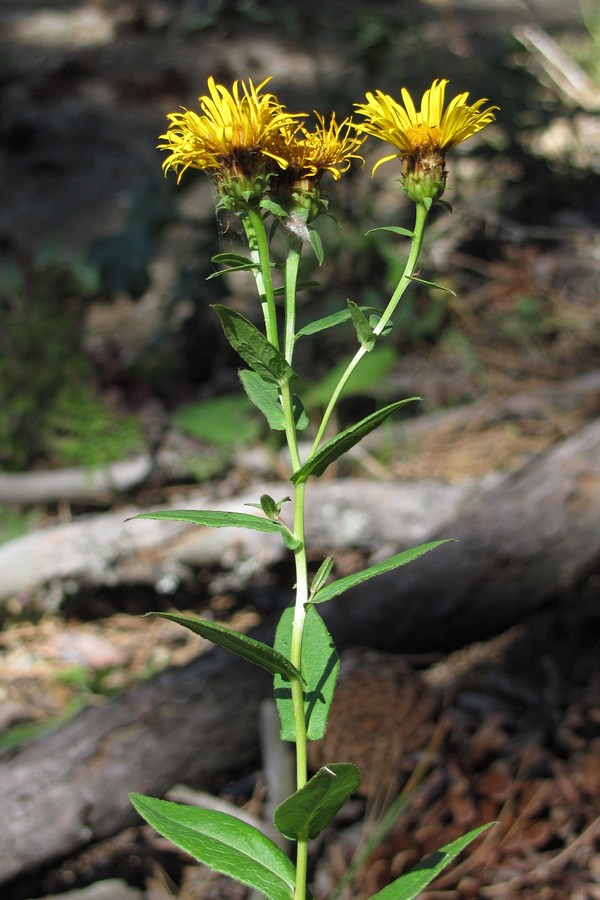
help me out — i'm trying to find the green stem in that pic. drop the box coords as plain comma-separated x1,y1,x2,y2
280,218,313,899
311,201,429,453
243,205,280,348
283,225,305,365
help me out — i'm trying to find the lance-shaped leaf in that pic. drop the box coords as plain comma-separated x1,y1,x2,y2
311,541,451,605
409,275,456,296
239,370,308,431
273,606,338,741
309,556,334,599
291,397,419,484
309,227,324,265
146,612,304,683
347,299,376,351
369,822,496,899
130,794,296,900
207,252,261,279
274,764,361,841
131,508,284,537
212,305,296,385
365,225,414,237
295,306,381,341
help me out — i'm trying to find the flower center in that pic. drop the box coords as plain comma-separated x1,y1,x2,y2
406,123,441,151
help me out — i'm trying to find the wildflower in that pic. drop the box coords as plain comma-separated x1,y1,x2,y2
272,113,366,221
158,76,303,208
355,79,497,203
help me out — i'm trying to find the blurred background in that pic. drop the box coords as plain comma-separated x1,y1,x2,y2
1,1,600,898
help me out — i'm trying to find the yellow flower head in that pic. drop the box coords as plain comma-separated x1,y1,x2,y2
275,113,365,184
158,76,303,193
355,79,498,202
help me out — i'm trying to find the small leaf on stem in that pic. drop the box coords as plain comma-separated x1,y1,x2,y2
274,606,339,741
274,763,361,840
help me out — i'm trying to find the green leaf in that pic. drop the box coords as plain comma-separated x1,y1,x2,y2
273,606,338,741
347,299,376,351
295,306,381,341
212,305,296,385
130,508,284,536
309,556,334,599
274,764,361,841
312,541,450,605
409,275,456,296
365,225,414,238
309,227,324,265
239,369,285,430
174,394,261,447
258,494,288,519
130,794,296,900
146,612,304,683
369,823,496,899
291,397,418,484
207,252,259,280
260,197,290,218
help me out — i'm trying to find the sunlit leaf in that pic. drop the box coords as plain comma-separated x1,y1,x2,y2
291,397,418,484
312,541,450,605
212,305,296,384
130,795,296,900
369,823,496,899
146,612,304,683
274,606,338,741
274,764,361,840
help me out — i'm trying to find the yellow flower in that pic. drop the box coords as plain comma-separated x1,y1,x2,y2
158,76,303,194
275,113,365,183
355,79,498,202
270,113,365,221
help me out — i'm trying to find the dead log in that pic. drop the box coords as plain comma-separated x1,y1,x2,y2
0,637,274,886
0,478,473,604
323,417,600,651
1,421,600,883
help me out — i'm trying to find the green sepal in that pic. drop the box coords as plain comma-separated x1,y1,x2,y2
347,299,376,351
291,397,419,484
312,541,451,605
408,275,456,296
365,225,414,238
212,305,296,385
308,556,334,600
145,612,305,683
274,763,361,841
130,794,297,900
239,370,308,431
434,198,453,213
273,605,338,742
369,822,496,899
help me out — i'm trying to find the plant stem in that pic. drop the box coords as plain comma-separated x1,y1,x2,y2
280,224,311,899
310,201,429,453
243,205,280,348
